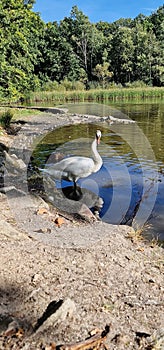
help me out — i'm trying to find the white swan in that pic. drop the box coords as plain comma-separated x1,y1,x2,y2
40,130,102,191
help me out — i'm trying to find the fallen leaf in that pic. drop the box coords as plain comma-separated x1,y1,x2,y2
89,328,102,336
54,217,65,227
16,328,24,338
137,247,145,252
37,207,49,215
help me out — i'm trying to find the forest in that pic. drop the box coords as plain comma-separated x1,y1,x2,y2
0,0,163,101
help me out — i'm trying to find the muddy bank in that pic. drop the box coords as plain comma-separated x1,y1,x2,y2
0,110,163,350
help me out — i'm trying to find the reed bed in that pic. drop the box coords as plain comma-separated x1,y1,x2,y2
27,87,164,104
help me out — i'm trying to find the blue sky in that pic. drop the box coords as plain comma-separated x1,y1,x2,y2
33,0,163,23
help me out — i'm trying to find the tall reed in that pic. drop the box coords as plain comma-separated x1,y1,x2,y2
27,87,164,104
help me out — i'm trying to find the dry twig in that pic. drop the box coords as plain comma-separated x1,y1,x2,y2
57,325,110,350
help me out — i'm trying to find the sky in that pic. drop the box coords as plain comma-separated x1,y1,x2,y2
33,0,163,23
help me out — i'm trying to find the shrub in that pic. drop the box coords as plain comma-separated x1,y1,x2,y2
0,110,14,128
125,80,147,88
60,78,73,91
59,79,85,91
87,81,101,90
42,80,59,91
71,81,85,91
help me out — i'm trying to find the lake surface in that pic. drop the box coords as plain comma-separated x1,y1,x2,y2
33,101,164,241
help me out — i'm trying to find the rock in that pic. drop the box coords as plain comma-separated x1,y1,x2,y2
34,298,76,334
43,179,103,218
0,315,14,335
3,319,21,337
45,107,68,114
147,328,164,349
78,203,97,222
0,186,26,196
107,115,135,124
4,150,26,172
0,142,9,152
9,193,50,210
0,219,28,240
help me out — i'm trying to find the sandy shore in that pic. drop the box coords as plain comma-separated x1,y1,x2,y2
0,109,163,349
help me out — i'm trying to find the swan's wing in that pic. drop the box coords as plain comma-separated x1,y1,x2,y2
63,157,94,180
43,156,94,181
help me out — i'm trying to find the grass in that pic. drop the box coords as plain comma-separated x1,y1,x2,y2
127,221,155,243
127,223,164,248
27,87,164,104
0,107,42,135
127,227,145,243
0,107,42,121
12,108,42,119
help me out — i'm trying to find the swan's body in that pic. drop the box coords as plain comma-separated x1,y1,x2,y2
41,130,102,189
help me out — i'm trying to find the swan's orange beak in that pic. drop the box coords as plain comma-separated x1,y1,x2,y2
96,130,101,144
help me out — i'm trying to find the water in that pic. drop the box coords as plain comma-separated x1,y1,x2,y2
32,101,164,241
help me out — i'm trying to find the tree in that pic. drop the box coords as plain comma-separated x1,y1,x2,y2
35,22,62,82
150,5,164,39
70,6,91,73
110,26,134,84
93,49,113,87
0,1,163,99
150,6,164,85
0,0,44,99
24,0,35,7
132,21,163,85
69,6,105,80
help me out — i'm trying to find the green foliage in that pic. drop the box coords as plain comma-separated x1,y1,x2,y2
41,80,60,92
93,62,113,87
0,2,163,101
71,81,85,90
125,80,147,88
40,79,85,92
0,0,45,100
110,26,134,84
0,109,13,128
60,79,85,91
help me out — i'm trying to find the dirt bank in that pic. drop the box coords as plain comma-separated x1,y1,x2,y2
0,110,163,350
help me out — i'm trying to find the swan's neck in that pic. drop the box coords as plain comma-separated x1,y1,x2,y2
91,138,102,165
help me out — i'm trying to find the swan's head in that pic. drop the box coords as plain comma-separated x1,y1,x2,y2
96,130,101,144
